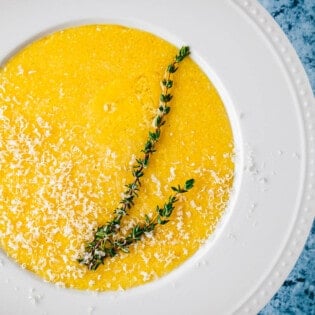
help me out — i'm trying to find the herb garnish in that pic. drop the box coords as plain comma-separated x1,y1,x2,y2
78,46,193,270
79,179,194,270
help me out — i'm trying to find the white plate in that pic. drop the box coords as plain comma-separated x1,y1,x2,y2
0,0,314,314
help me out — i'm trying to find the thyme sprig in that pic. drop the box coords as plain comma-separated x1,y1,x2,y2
78,179,194,270
78,46,191,270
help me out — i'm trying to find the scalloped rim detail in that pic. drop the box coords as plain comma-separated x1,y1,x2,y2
232,0,315,313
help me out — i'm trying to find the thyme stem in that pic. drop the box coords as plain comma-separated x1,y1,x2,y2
79,179,194,270
78,46,192,270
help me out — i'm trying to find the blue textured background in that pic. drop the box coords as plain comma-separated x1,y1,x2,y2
257,1,315,314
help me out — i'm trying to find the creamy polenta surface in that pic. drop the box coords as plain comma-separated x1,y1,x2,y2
0,25,234,290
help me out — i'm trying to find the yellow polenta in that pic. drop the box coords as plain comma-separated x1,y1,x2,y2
0,25,234,291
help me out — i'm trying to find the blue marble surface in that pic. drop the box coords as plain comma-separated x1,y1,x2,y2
257,1,315,314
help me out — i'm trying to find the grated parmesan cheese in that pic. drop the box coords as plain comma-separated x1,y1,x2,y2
0,24,234,291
